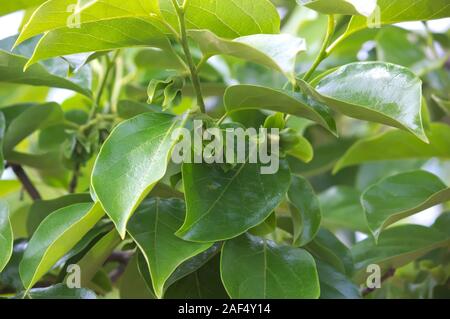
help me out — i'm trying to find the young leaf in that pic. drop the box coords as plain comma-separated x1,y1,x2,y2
298,0,377,17
178,161,291,242
189,30,306,81
127,198,212,299
352,224,450,283
346,0,450,37
361,170,450,239
91,113,188,238
15,0,161,46
0,201,13,272
160,0,280,39
221,233,320,299
287,176,322,247
334,123,450,172
224,85,337,135
19,203,105,291
26,18,172,67
299,62,428,142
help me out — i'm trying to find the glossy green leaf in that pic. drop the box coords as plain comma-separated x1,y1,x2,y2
0,201,13,272
178,161,291,242
26,18,172,67
298,0,377,17
306,229,354,276
221,233,320,299
119,255,156,299
15,0,161,46
117,100,159,119
224,85,337,135
287,176,322,247
316,261,361,299
249,212,277,237
160,0,280,39
75,230,121,287
165,255,228,299
19,203,105,291
299,62,427,142
189,30,306,81
92,113,187,238
27,193,92,235
352,224,450,283
0,50,91,97
0,0,47,17
361,170,450,238
319,186,369,232
3,102,63,153
127,198,212,298
346,0,450,37
17,283,96,299
334,123,450,172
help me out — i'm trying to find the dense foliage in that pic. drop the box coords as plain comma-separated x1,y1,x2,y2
0,0,449,299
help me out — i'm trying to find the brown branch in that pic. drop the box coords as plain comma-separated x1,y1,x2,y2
69,163,81,194
9,163,41,201
362,268,396,296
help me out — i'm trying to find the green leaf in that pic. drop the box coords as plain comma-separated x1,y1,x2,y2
19,203,105,291
0,0,47,17
74,230,121,287
298,62,428,142
361,170,450,238
288,138,356,177
306,229,354,276
316,261,361,299
346,0,450,37
352,224,450,283
117,100,159,119
188,30,306,81
249,212,277,237
16,283,96,299
433,95,450,115
127,198,212,298
287,176,322,247
178,161,291,242
334,123,450,172
15,0,161,46
26,18,172,67
0,201,13,272
0,50,91,97
224,85,337,135
298,0,377,17
161,0,280,39
221,233,320,299
27,193,92,235
165,255,228,299
92,113,187,238
0,112,5,175
319,186,369,232
119,255,156,299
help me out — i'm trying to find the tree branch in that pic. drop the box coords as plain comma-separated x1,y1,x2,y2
362,268,396,296
9,163,41,201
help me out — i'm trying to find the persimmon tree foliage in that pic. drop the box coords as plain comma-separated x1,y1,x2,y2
0,0,449,299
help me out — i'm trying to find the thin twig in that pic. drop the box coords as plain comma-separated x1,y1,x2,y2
362,268,396,296
69,162,80,194
9,163,41,200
